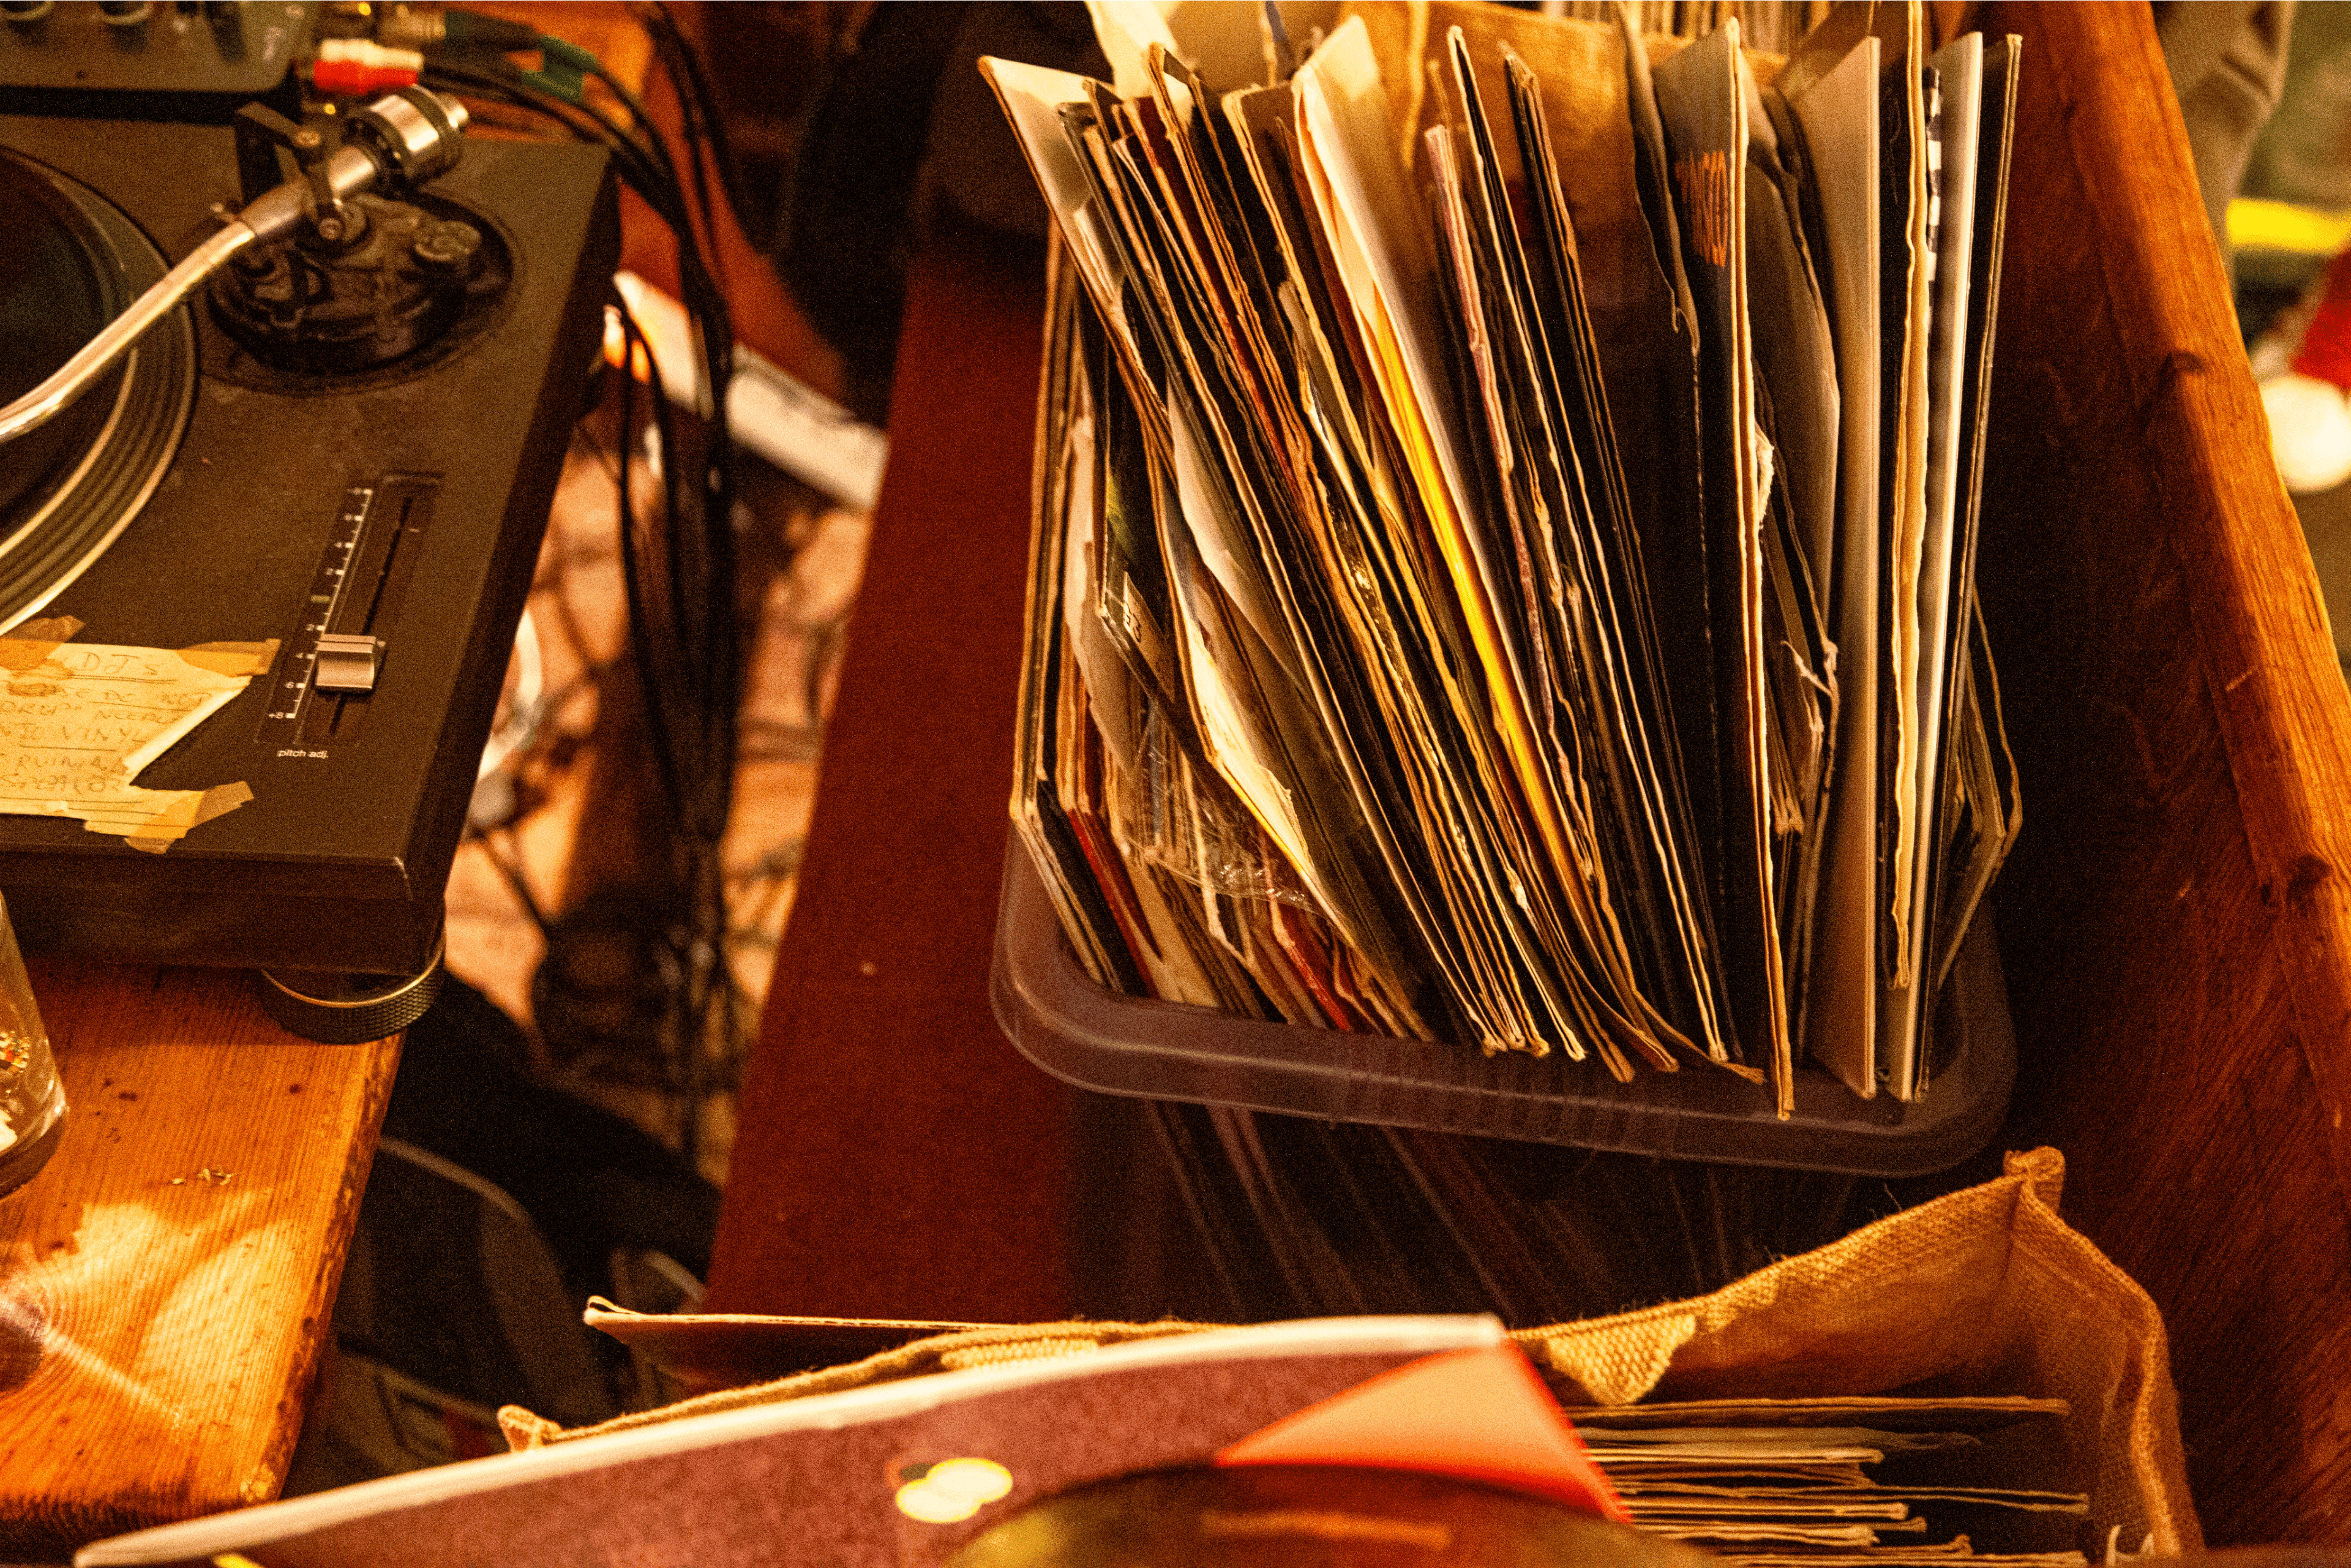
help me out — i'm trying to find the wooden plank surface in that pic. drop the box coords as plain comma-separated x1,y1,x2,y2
1973,1,2351,1545
0,957,397,1560
703,220,1068,1324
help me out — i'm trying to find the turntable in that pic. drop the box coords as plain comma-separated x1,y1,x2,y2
0,91,616,1020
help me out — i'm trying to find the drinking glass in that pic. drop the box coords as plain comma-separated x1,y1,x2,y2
0,894,64,1198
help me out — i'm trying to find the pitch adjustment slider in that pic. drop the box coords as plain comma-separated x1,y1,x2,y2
313,632,382,693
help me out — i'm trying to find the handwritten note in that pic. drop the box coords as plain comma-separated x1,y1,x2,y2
0,631,276,852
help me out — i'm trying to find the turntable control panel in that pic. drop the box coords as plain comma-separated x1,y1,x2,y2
259,476,435,753
0,0,312,108
0,103,619,978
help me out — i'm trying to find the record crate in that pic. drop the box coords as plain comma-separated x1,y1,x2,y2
992,1,2351,1537
992,0,2345,1177
996,0,2080,1174
991,0,2034,1178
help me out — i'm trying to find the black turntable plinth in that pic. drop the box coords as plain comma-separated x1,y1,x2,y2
0,110,616,977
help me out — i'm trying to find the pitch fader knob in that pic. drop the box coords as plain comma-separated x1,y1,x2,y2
313,632,383,693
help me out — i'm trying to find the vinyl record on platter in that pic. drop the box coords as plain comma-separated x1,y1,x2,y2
948,1465,1715,1568
0,146,195,631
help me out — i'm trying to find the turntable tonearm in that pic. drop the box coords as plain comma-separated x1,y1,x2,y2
0,83,617,1012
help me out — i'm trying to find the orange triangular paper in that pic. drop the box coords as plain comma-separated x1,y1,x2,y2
1215,1343,1629,1522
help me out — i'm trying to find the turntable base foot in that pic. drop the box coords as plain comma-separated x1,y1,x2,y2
257,932,446,1043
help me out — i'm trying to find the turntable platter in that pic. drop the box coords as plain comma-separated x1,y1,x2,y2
0,148,193,631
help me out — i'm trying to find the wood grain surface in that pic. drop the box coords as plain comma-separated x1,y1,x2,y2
0,957,397,1560
1971,1,2351,1546
703,220,1070,1325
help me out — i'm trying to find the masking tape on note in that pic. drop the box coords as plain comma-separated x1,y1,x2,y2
0,635,274,851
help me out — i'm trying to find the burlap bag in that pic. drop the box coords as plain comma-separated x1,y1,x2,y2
503,1149,2197,1555
1518,1148,2200,1556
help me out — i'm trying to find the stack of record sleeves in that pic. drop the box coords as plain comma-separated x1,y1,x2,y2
990,2,2020,1142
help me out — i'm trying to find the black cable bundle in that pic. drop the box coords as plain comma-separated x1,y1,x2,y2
418,15,746,1166
635,5,760,276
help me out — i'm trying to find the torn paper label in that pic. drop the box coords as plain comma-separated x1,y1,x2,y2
0,638,276,850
